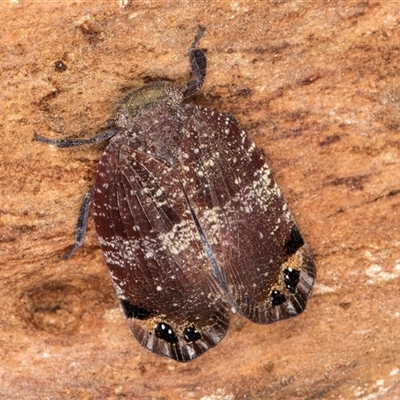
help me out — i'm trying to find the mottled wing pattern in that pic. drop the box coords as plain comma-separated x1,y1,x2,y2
177,105,316,324
92,139,231,362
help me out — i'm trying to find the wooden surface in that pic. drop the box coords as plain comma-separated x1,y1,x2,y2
1,1,400,399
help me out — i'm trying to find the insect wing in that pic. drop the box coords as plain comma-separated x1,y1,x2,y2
177,105,316,324
92,141,230,362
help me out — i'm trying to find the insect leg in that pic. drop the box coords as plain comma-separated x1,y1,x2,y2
34,128,119,148
63,187,93,259
182,27,207,99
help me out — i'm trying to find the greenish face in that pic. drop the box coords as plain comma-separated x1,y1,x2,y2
115,82,183,121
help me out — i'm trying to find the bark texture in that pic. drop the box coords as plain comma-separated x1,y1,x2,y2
1,1,400,399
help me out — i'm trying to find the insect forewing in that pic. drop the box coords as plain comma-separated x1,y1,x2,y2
92,138,231,362
177,105,316,324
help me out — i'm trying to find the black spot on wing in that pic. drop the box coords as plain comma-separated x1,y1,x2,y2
283,268,300,294
270,290,287,306
120,299,151,320
285,227,305,255
155,322,178,344
183,326,202,342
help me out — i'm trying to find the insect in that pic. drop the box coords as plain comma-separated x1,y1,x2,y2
35,28,316,362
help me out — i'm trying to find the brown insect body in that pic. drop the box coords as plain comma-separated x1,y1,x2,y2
35,28,316,362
